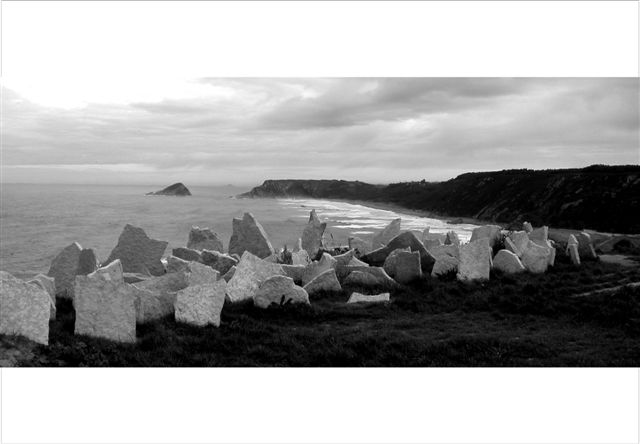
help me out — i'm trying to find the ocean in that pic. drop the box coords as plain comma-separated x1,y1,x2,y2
0,183,478,279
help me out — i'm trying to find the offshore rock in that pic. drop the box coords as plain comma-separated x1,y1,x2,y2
187,226,224,252
106,224,168,276
146,182,191,196
228,213,275,259
253,275,310,309
0,271,51,345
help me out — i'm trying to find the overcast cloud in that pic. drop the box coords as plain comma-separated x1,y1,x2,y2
2,78,638,186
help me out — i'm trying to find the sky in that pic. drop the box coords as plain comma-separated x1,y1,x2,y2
1,4,638,187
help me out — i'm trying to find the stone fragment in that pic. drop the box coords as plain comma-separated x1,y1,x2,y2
429,244,460,261
522,222,533,233
343,267,398,288
228,213,275,259
187,226,224,252
27,274,56,320
74,260,137,343
348,236,371,255
166,255,190,273
457,239,492,281
253,275,310,309
520,240,550,274
175,280,227,327
568,243,581,265
303,269,342,295
281,264,306,284
444,231,461,246
291,249,311,266
172,247,202,263
0,271,51,345
507,231,530,257
361,231,435,274
431,256,460,277
576,232,598,261
529,226,549,245
470,225,503,248
424,238,443,250
47,242,82,298
546,240,556,267
492,250,526,274
77,248,99,276
372,218,401,249
301,210,326,257
301,253,338,286
201,249,238,275
225,251,285,303
347,292,390,304
123,272,150,284
222,266,237,282
106,224,168,276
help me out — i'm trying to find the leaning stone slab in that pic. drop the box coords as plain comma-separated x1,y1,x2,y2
106,224,168,276
568,243,581,265
201,250,238,275
520,240,550,274
301,210,327,258
303,269,342,295
457,239,492,281
27,274,56,320
47,242,82,298
175,280,227,327
301,253,338,286
492,250,525,274
74,260,137,343
372,218,401,249
172,247,202,263
187,226,224,252
546,240,556,267
470,225,502,248
0,271,51,345
228,213,275,259
361,231,436,274
225,251,285,303
576,232,598,261
507,231,530,257
429,244,460,261
347,292,390,304
254,275,310,309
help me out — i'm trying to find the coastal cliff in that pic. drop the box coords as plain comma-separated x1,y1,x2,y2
239,165,640,234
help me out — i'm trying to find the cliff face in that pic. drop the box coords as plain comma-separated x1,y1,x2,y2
239,165,640,234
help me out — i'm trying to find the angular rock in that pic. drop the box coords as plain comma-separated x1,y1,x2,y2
361,231,435,274
504,237,520,257
431,256,460,277
74,260,137,343
383,250,421,284
77,248,99,276
349,257,369,267
301,253,338,286
546,240,556,267
175,280,227,327
166,255,191,273
372,218,401,249
492,250,525,274
123,272,150,284
301,210,326,257
347,292,390,304
172,247,202,263
201,249,238,275
343,271,380,287
576,232,598,261
568,243,581,265
106,224,168,276
522,222,533,233
228,213,275,259
348,236,371,256
444,231,461,246
222,266,237,282
281,264,306,284
470,225,503,248
343,267,398,288
424,238,443,250
520,240,550,274
26,274,56,320
529,226,549,245
187,226,224,252
147,182,191,196
457,239,492,281
253,275,310,309
0,272,51,345
47,242,82,298
382,247,411,275
303,269,342,295
429,244,460,261
291,249,311,266
334,249,356,269
507,231,530,257
225,251,285,303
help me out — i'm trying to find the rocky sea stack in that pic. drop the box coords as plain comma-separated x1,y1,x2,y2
146,183,191,196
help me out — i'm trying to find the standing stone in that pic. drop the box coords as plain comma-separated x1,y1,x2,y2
0,272,50,345
470,225,503,248
431,256,460,277
228,213,275,259
520,240,550,274
372,218,401,249
492,250,526,274
172,247,202,263
187,226,224,252
385,250,422,284
106,224,168,276
175,280,227,327
361,232,436,274
74,260,137,343
254,275,310,309
301,210,326,257
566,234,579,253
568,243,581,265
133,269,193,323
545,240,556,267
576,232,598,261
522,222,533,233
348,236,371,256
303,269,342,295
347,292,390,304
529,226,549,245
507,231,530,257
457,239,492,281
382,247,411,275
301,253,338,286
444,231,461,246
225,251,285,303
47,242,82,298
201,250,238,275
27,274,56,320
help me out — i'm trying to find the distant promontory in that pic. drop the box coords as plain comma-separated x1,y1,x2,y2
146,183,191,196
239,165,640,234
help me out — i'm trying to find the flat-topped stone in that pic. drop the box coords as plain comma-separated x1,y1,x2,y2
470,225,502,248
106,224,168,276
1,271,51,345
228,213,275,259
457,239,492,281
175,280,227,327
347,292,390,304
254,275,310,309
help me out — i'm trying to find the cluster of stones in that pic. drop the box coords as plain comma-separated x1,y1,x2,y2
0,211,603,347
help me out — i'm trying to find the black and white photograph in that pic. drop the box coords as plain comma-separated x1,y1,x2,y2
0,1,638,443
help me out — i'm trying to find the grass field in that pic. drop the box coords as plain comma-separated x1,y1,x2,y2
2,254,640,367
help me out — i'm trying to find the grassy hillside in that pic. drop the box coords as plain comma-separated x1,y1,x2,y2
240,165,640,233
4,255,640,367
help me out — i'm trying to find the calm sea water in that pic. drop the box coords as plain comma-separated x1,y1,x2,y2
0,184,478,279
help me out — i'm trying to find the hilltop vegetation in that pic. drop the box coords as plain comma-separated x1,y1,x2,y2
240,165,640,234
